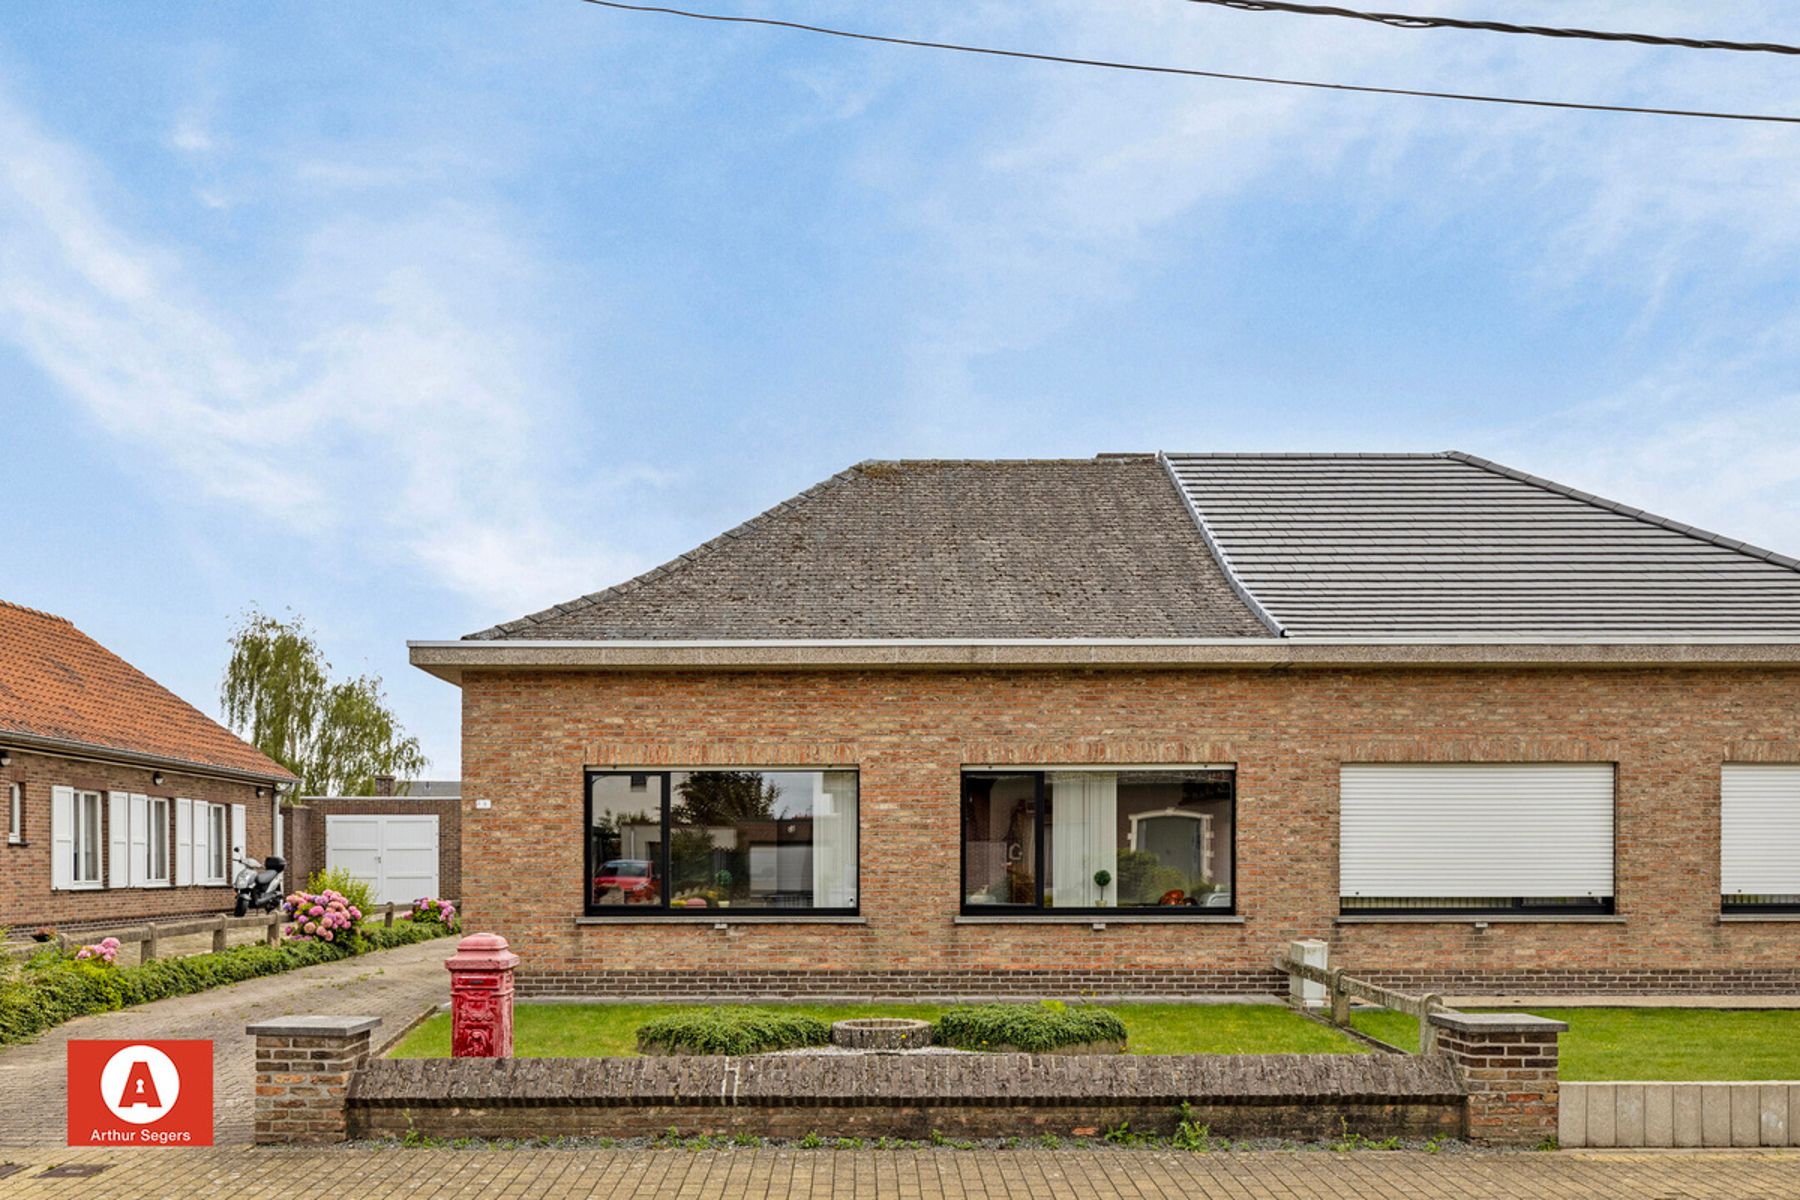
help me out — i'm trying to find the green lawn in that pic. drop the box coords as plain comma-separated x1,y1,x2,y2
389,1002,1370,1059
1351,1006,1800,1080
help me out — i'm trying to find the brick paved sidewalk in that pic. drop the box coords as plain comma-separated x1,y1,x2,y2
2,1147,1799,1199
0,937,453,1148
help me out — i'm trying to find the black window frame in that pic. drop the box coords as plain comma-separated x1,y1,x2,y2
1340,896,1617,917
1722,895,1800,914
582,768,861,918
959,768,1238,916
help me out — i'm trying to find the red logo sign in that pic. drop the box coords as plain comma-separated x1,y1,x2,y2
67,1040,213,1146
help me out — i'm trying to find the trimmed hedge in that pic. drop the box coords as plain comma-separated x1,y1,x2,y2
636,1007,832,1056
0,918,451,1047
933,1002,1129,1053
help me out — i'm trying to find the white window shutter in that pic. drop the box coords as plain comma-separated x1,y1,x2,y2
1722,765,1800,896
1340,763,1615,899
107,791,130,888
51,786,75,890
128,794,149,887
192,803,211,885
272,795,283,859
230,803,247,866
175,798,193,886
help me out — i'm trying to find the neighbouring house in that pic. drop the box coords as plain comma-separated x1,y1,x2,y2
409,452,1800,998
282,777,461,905
0,600,294,931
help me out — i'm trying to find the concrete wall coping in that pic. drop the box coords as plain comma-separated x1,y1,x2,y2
1429,1011,1569,1035
248,1015,382,1039
409,637,1800,683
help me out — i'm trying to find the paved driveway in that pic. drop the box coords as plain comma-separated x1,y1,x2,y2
1,1147,1798,1199
0,938,452,1148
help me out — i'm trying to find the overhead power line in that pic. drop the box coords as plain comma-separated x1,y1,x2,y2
576,1,1800,125
1186,1,1800,57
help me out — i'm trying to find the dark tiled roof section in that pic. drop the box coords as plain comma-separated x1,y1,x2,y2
470,458,1270,640
0,599,296,780
1165,452,1800,638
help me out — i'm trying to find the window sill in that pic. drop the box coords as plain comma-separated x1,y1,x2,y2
955,913,1245,926
575,915,867,926
1718,913,1800,923
1336,914,1626,925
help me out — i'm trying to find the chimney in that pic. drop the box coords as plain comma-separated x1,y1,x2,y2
374,773,397,797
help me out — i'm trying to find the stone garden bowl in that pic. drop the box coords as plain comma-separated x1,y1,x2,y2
830,1018,934,1051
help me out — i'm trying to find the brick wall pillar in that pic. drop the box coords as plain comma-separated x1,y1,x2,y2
1429,1010,1568,1146
247,1015,381,1144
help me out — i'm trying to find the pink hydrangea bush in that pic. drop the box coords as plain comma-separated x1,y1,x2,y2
74,936,120,965
412,897,458,929
281,888,363,943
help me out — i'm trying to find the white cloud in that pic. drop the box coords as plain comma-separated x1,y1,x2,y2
0,87,640,617
857,1,1800,494
169,112,214,155
1475,328,1800,558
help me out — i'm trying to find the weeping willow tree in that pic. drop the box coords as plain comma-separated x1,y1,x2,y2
220,609,426,796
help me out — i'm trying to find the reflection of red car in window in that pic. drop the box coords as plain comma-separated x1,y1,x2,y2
593,859,660,904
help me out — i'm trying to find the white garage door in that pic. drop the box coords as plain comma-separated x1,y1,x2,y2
325,814,440,905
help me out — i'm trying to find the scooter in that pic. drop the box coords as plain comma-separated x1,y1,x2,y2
233,855,287,916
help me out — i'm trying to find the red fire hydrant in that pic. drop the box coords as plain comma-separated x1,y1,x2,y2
445,932,520,1058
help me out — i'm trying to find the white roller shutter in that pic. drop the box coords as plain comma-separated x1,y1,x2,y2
1340,763,1614,899
51,786,75,890
1722,765,1800,897
175,798,194,886
128,794,149,887
107,791,130,888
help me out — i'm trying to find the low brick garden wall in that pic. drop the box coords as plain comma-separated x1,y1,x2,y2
346,1053,1466,1142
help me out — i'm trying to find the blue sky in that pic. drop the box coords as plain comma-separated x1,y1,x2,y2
3,2,1797,773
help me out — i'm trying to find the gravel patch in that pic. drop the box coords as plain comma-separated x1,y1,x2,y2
764,1044,977,1056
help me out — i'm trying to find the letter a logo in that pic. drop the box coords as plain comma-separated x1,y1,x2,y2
99,1045,179,1124
119,1059,162,1108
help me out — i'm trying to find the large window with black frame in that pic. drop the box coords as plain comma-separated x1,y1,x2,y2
961,767,1235,913
585,769,859,915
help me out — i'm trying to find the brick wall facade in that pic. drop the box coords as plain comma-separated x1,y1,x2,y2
281,796,462,900
0,746,276,931
459,665,1800,996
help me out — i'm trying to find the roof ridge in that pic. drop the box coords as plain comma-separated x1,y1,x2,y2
466,463,871,640
0,598,72,624
1444,450,1800,575
1156,453,1286,637
1161,452,1448,460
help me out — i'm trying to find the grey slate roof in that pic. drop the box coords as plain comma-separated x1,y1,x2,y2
473,451,1800,644
1165,452,1800,638
469,457,1270,640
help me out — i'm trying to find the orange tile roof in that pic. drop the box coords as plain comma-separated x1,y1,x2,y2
0,599,295,781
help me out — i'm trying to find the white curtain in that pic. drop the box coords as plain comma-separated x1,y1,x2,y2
1048,772,1117,907
810,771,859,908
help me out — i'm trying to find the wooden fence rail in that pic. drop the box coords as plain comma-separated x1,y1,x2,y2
10,899,454,963
1273,951,1447,1053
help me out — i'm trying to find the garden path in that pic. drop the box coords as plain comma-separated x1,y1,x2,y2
0,937,450,1147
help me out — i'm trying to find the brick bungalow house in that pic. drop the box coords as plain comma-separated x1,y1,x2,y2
0,600,293,931
410,452,1800,998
